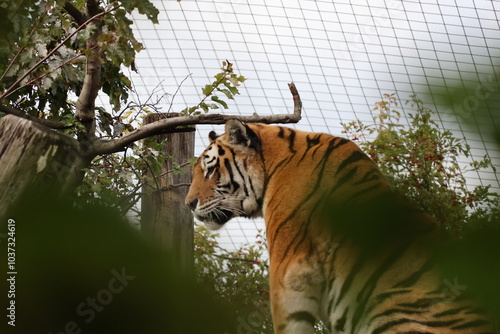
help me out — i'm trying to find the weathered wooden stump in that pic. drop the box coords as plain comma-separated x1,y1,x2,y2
141,113,195,272
0,115,87,220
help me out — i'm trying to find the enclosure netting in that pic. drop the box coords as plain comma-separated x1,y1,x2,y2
115,0,500,250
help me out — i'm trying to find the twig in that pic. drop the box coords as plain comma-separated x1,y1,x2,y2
119,182,143,215
131,81,169,122
154,183,192,192
167,74,192,114
154,161,191,179
139,154,161,191
202,252,268,266
116,79,169,123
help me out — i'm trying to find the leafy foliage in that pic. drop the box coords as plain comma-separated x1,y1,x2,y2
1,1,81,117
181,60,246,115
0,0,40,65
194,223,274,334
342,94,499,235
77,146,143,214
77,135,194,221
0,0,158,122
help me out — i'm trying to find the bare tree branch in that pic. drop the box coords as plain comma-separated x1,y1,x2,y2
92,83,302,155
167,74,191,114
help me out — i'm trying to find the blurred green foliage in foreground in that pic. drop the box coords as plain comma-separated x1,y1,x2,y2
429,73,500,321
0,193,236,334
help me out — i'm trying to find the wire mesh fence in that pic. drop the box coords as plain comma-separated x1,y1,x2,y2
111,0,500,250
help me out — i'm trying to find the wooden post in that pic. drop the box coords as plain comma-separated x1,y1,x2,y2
0,115,88,220
141,113,195,273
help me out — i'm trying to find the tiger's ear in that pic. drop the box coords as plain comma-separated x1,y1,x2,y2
225,120,261,151
208,130,218,142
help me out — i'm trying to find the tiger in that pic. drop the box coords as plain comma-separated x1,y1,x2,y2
185,120,496,334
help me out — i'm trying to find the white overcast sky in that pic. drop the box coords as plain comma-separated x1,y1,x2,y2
104,0,500,249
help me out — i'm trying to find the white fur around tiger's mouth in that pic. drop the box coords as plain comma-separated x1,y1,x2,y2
193,209,234,230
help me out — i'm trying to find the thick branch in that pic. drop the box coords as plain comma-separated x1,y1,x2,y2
64,1,86,25
75,1,103,138
92,83,302,155
86,0,100,17
0,104,71,129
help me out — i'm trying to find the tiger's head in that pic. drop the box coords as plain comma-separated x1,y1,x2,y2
185,120,265,230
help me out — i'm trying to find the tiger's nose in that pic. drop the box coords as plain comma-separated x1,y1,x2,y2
186,198,198,211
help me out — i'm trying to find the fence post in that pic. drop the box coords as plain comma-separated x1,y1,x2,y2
141,113,195,273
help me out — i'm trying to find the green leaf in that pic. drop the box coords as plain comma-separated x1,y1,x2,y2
202,84,214,96
217,88,234,100
200,103,209,113
211,95,228,109
131,0,160,23
223,81,239,95
213,72,224,81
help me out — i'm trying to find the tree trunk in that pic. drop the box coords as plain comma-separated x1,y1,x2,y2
141,114,195,273
0,115,88,220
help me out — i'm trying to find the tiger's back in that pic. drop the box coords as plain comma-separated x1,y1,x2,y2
185,120,496,334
